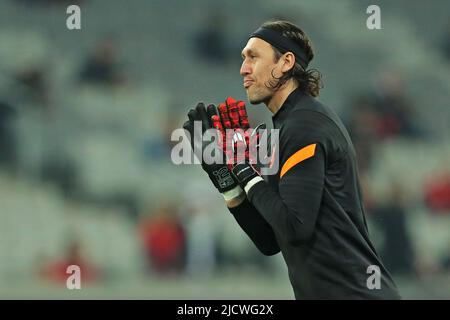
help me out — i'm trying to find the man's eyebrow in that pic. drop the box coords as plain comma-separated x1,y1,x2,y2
241,48,256,57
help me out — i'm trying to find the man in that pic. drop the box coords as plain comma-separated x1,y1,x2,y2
183,20,400,299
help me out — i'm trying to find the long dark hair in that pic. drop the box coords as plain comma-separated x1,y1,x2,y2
262,20,323,97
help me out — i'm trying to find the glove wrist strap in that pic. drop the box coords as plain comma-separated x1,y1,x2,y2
232,162,260,188
244,176,264,194
222,186,244,201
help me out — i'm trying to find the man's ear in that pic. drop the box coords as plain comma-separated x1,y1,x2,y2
280,52,296,73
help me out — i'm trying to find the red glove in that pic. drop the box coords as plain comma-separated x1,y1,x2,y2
211,97,263,170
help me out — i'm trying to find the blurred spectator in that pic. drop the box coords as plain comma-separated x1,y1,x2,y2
184,203,218,277
142,111,179,160
359,174,377,213
139,204,186,275
40,158,79,197
346,70,428,174
346,95,379,173
79,38,125,87
11,65,80,195
441,21,450,62
14,67,50,108
40,239,100,284
372,182,415,276
442,244,450,271
424,170,450,212
371,70,424,140
193,9,231,65
0,101,18,170
347,70,426,150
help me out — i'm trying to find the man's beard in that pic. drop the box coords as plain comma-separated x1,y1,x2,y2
248,86,273,105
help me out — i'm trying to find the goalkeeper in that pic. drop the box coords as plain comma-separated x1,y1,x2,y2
183,20,400,299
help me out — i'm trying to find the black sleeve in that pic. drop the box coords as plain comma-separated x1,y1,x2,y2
228,198,280,256
247,111,334,246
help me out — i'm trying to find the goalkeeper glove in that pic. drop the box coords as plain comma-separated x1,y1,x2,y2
212,97,266,192
182,102,244,200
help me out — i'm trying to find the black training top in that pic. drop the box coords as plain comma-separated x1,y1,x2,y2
229,87,401,299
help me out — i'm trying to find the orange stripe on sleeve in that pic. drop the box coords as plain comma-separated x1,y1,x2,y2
280,143,317,178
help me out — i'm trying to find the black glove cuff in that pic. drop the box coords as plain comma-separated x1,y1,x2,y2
231,162,259,188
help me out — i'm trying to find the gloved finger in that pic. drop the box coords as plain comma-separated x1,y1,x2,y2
225,97,237,106
182,120,196,151
211,115,224,133
218,102,232,129
195,102,210,131
231,129,247,164
206,104,218,128
182,119,193,135
236,100,250,129
226,98,240,129
211,115,225,150
187,108,198,122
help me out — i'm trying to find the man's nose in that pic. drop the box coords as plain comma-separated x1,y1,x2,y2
240,61,251,77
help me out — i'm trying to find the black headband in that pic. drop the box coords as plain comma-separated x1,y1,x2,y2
249,27,309,69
